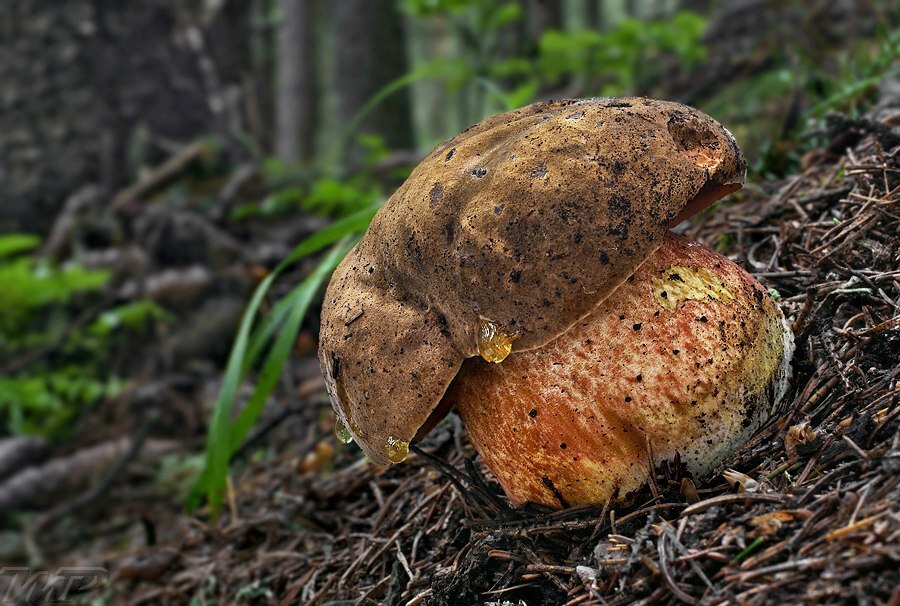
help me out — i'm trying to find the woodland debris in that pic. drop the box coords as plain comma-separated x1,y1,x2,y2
0,438,179,514
0,436,48,484
111,142,211,211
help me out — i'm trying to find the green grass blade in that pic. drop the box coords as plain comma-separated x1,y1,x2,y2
241,294,293,375
732,536,766,563
242,203,379,373
228,238,356,454
188,271,277,513
806,66,900,117
473,76,515,111
188,204,378,514
323,63,447,169
275,203,379,272
335,71,428,162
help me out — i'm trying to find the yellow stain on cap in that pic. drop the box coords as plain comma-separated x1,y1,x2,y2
651,265,735,312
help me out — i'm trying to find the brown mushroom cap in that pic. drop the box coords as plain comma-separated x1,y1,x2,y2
319,97,746,466
446,232,794,507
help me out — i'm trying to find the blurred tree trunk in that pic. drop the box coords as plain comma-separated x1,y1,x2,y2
585,0,603,30
334,0,413,170
526,0,564,37
244,0,277,153
276,0,318,164
680,0,713,14
0,0,252,235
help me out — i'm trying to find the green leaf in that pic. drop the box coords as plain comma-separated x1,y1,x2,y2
57,264,111,294
485,2,522,30
303,178,380,218
399,0,477,17
504,79,539,110
89,300,175,337
279,203,379,271
807,66,900,117
325,56,475,169
357,134,391,169
0,234,40,258
538,29,604,82
0,258,109,334
0,369,121,438
330,68,436,168
488,58,534,79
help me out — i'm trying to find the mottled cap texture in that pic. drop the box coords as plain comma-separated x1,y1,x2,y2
319,97,746,466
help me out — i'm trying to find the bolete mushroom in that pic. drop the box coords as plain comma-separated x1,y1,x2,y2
318,97,793,507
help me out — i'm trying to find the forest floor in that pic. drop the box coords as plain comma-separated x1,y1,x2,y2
2,92,898,605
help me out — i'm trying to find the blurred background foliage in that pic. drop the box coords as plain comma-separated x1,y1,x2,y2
0,0,896,512
263,0,899,223
0,234,169,438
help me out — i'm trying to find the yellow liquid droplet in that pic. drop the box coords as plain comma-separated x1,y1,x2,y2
385,436,409,463
334,416,353,444
477,318,514,363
